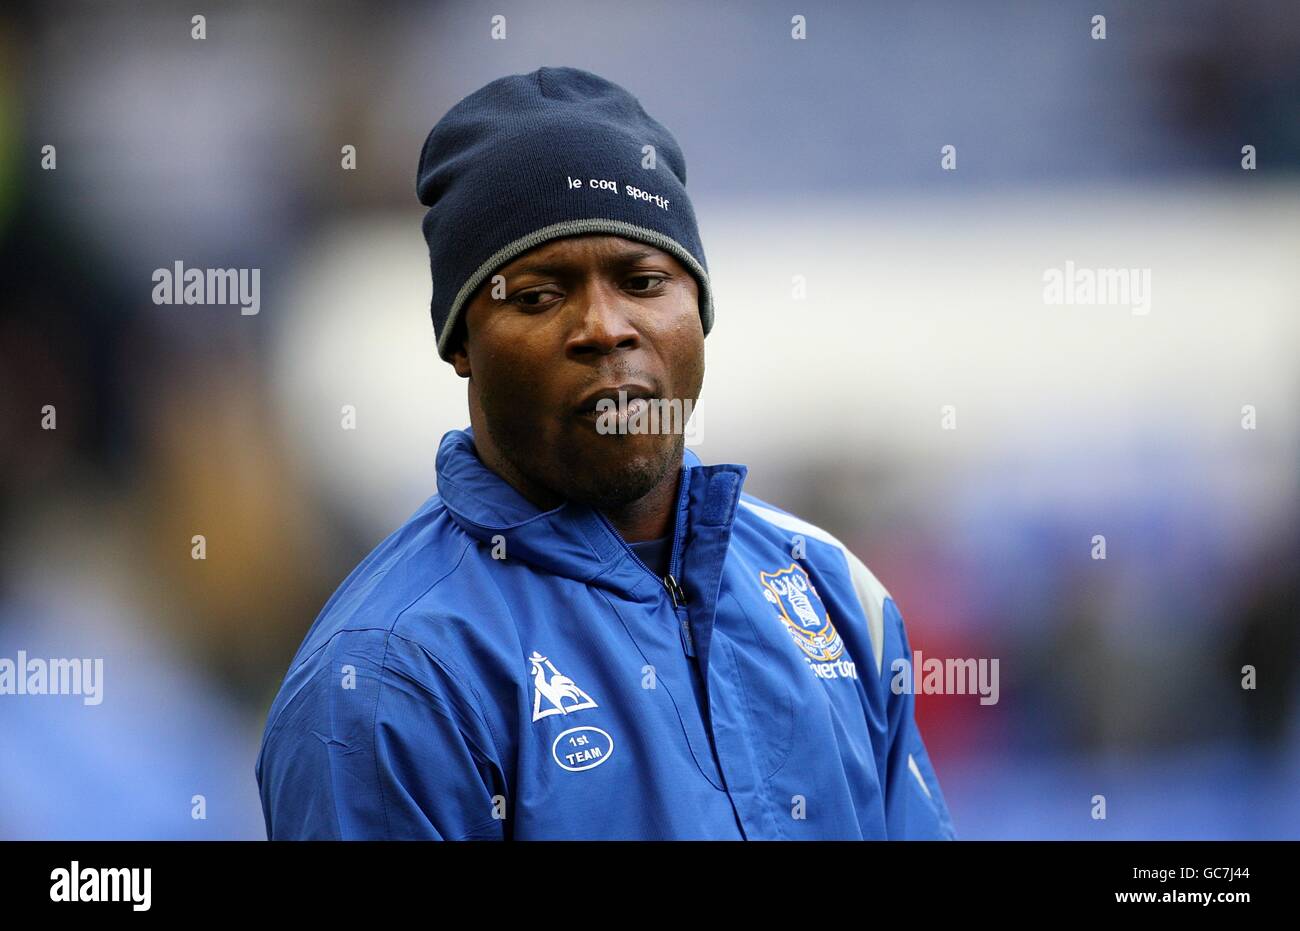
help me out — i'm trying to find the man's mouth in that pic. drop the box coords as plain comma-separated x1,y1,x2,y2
574,383,656,418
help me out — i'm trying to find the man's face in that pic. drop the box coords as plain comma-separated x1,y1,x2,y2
450,234,704,511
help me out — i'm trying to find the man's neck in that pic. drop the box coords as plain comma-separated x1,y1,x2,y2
599,467,681,544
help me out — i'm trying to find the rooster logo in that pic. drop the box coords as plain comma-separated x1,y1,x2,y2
529,651,599,722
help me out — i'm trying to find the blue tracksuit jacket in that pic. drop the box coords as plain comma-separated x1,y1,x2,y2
256,428,956,840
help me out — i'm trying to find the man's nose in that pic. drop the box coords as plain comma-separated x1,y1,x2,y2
564,284,640,360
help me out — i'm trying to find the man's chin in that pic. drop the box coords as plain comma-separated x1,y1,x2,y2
559,433,682,511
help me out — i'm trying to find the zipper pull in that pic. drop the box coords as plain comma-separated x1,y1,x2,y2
664,575,694,656
663,574,688,607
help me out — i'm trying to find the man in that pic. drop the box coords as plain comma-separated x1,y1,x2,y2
256,66,956,840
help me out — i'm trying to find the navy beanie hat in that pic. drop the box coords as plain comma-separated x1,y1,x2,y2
416,66,714,361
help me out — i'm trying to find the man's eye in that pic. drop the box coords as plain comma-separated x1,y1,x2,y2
626,275,666,292
509,289,559,308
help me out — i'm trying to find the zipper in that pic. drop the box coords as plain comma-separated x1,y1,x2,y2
663,573,693,655
664,469,694,656
665,470,691,584
593,470,696,656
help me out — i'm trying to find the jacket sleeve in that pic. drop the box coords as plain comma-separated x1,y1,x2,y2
879,595,958,840
257,628,508,840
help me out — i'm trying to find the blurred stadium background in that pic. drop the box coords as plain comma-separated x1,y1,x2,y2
1,0,1298,838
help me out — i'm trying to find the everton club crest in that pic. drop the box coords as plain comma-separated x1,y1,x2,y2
759,563,845,662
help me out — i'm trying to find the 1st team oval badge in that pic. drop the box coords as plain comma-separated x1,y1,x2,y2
552,726,615,772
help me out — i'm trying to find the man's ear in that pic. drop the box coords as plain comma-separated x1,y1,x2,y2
450,332,471,379
450,291,483,378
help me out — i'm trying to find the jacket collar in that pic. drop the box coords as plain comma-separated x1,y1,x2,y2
434,427,744,592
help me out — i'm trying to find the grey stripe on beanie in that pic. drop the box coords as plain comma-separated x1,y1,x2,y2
416,66,714,361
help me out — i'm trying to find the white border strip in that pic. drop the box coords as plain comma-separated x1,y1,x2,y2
908,753,934,798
